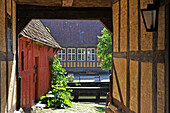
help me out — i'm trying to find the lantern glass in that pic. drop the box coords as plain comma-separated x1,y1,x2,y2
141,4,158,32
142,10,156,29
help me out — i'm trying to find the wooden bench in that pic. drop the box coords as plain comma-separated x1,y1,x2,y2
67,86,109,103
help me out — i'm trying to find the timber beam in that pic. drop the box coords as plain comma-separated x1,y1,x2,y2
17,5,112,34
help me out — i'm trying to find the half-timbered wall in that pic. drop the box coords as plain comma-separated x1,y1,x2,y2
112,0,169,113
0,0,17,112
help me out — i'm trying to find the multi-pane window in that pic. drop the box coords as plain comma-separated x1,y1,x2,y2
77,48,86,61
67,48,76,61
57,48,66,61
87,48,95,61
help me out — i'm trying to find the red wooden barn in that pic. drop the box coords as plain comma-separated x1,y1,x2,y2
19,20,61,109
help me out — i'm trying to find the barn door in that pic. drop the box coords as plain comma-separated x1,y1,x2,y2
34,57,39,102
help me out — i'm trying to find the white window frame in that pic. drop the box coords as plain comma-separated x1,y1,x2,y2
87,48,95,61
57,48,66,61
67,48,76,61
77,48,86,61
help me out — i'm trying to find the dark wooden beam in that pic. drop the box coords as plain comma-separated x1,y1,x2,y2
17,5,112,34
17,0,113,7
17,0,62,7
113,50,165,63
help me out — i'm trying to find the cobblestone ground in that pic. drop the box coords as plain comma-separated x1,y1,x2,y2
34,102,106,113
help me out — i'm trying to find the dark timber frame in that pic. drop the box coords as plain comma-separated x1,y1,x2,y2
17,5,113,34
165,3,169,113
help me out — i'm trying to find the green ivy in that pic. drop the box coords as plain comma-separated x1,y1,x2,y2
40,55,72,109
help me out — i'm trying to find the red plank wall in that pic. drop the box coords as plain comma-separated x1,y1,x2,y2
19,36,57,109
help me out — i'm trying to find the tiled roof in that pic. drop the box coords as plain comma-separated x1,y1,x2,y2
41,20,104,44
21,19,62,49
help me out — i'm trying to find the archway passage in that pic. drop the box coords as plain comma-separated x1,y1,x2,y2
16,1,114,110
18,19,111,110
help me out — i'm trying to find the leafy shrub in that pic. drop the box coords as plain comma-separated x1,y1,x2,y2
67,74,74,82
40,55,72,108
96,28,112,70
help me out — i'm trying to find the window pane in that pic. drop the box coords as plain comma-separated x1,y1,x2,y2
92,54,95,60
92,49,95,53
62,54,66,60
68,54,71,60
72,56,75,60
62,49,65,53
82,55,85,60
72,54,76,60
82,49,85,54
87,49,91,54
78,54,81,60
58,50,61,53
78,49,81,53
88,54,91,60
68,49,71,53
58,54,61,58
72,49,75,53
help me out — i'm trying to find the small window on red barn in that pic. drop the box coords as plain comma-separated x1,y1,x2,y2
21,51,24,71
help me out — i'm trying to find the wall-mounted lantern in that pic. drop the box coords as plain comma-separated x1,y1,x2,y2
141,4,158,32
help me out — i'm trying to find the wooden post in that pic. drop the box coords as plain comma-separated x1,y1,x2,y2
73,90,79,102
96,84,101,103
109,74,113,104
96,90,100,103
79,75,80,82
